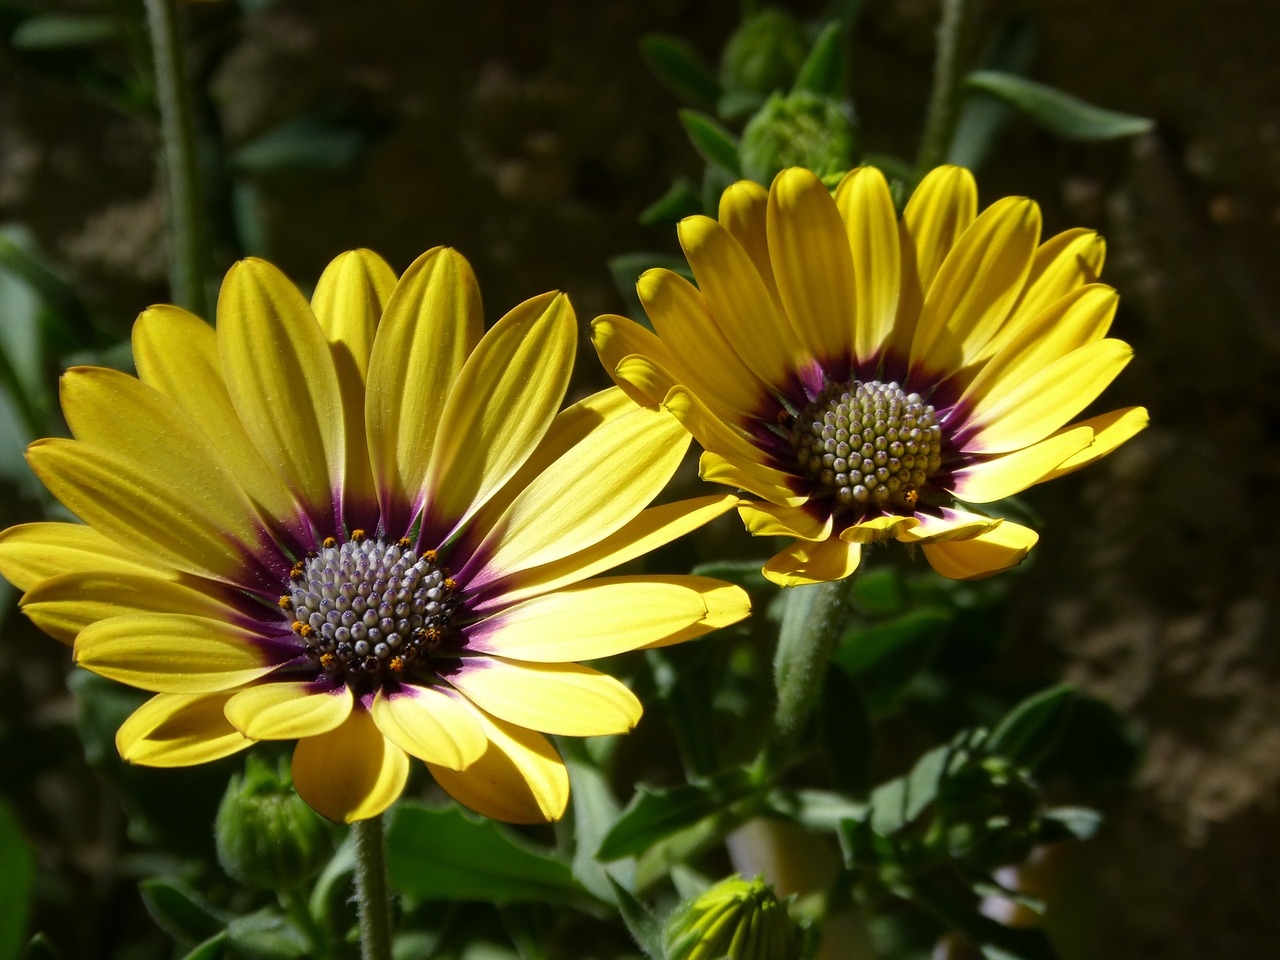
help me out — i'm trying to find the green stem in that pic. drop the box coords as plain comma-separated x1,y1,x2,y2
763,579,852,771
916,0,974,175
352,817,393,960
142,0,210,317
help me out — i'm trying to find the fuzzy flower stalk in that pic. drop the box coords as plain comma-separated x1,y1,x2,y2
593,166,1148,586
0,248,750,823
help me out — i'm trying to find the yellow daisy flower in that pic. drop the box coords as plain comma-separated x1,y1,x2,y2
593,166,1148,587
0,248,750,823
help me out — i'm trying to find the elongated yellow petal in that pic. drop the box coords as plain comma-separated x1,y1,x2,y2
218,257,344,528
224,681,353,740
426,291,575,539
638,269,769,417
117,692,250,767
762,537,862,587
467,403,689,584
0,522,165,592
835,166,901,363
1012,227,1105,322
678,215,811,390
719,179,782,306
896,508,999,544
132,306,306,535
75,614,287,693
612,354,682,415
699,451,807,508
768,168,855,368
311,249,398,530
426,705,568,823
447,657,642,737
292,709,409,823
592,314,685,408
951,423,1094,503
366,248,483,534
466,580,710,662
1038,406,1149,483
26,439,269,589
910,197,1040,375
480,494,740,610
960,338,1134,454
21,570,250,646
922,521,1038,580
662,386,769,478
738,502,832,541
634,575,752,648
370,684,486,770
839,514,921,544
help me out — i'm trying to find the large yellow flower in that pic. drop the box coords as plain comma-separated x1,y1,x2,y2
593,166,1148,587
0,248,749,823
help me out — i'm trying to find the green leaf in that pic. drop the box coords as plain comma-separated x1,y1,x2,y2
792,22,846,97
225,910,309,960
608,878,664,959
560,739,636,903
597,771,760,863
178,932,228,960
678,110,742,176
307,835,354,933
766,789,866,832
639,179,703,227
868,733,976,836
947,17,1037,170
1040,806,1103,843
232,108,368,173
640,35,722,107
10,14,119,50
385,804,588,905
0,799,33,960
717,89,766,121
139,879,228,946
21,934,61,960
833,607,952,716
987,685,1075,769
964,71,1154,141
689,559,771,593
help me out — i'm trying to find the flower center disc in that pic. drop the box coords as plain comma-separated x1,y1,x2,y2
284,538,460,689
791,380,942,514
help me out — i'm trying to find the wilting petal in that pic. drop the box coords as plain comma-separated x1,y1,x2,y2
370,684,486,770
839,514,921,544
762,537,862,587
921,521,1038,580
117,692,250,767
224,681,353,740
699,451,807,508
292,709,409,823
896,508,1000,544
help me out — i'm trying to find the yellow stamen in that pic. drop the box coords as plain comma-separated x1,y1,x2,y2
398,537,412,549
320,652,336,669
277,595,291,610
351,529,366,541
323,536,337,549
389,656,405,673
291,620,305,634
421,549,438,563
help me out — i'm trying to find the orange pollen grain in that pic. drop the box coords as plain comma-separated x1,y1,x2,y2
903,488,919,507
398,537,412,549
291,620,305,634
323,536,337,549
298,623,314,638
444,578,458,593
389,656,405,673
421,549,438,563
320,652,336,669
277,595,291,610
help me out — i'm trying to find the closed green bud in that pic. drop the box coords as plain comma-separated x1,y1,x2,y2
720,8,808,96
739,90,856,185
663,875,802,960
215,754,334,891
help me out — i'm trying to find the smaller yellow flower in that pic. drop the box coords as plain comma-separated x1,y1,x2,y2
593,166,1148,586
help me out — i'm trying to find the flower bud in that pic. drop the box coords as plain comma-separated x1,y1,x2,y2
215,754,334,890
739,91,857,185
663,875,802,960
720,8,809,96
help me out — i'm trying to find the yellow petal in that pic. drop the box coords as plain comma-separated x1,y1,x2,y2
21,570,251,646
718,179,782,306
1038,406,1149,483
767,168,855,368
662,386,775,481
592,314,686,408
678,215,811,390
910,197,1041,375
366,248,483,534
218,257,344,528
960,338,1135,454
839,514,921,544
223,681,353,740
26,439,272,589
466,403,689,585
75,614,288,693
699,451,807,508
132,306,306,537
426,291,575,539
612,354,682,413
117,692,250,767
447,657,642,737
834,166,901,363
292,709,409,823
951,423,1094,503
311,249,398,530
0,522,166,593
370,684,487,770
426,707,568,823
1012,227,1106,322
634,575,752,648
480,494,740,610
637,268,768,416
466,580,711,662
762,536,862,587
896,508,999,544
922,521,1038,580
738,502,833,541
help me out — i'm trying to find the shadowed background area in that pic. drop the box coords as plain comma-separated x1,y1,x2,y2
0,0,1277,957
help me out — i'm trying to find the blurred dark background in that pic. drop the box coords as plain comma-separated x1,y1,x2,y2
1,0,1277,957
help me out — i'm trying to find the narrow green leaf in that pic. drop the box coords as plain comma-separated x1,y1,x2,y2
385,804,588,905
964,71,1154,141
639,178,703,227
0,800,34,960
608,878,664,959
560,739,636,903
1041,806,1103,842
868,734,976,836
21,935,61,960
225,910,308,960
138,879,228,946
597,771,758,862
833,607,952,716
178,932,227,960
947,17,1037,170
987,685,1075,769
640,34,722,106
792,22,846,96
11,14,118,50
678,110,742,176
232,109,368,173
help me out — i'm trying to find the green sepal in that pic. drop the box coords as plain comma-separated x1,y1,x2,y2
964,70,1154,141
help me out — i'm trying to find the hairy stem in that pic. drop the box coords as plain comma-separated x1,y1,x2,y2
352,816,393,960
916,0,974,175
